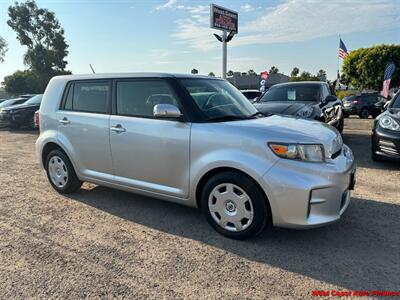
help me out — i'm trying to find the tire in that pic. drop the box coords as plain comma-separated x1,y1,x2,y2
45,149,82,194
200,171,270,239
359,108,369,119
343,112,349,118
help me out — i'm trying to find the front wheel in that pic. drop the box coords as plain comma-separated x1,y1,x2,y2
201,171,270,239
46,149,82,194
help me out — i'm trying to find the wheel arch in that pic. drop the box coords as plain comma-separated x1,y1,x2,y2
195,167,272,217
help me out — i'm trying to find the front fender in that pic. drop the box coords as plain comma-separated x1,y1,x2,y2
189,149,278,204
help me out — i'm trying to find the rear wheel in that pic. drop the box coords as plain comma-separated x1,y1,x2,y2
46,149,82,194
359,108,369,119
201,171,270,239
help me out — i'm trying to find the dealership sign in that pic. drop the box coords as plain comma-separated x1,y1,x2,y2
210,4,238,33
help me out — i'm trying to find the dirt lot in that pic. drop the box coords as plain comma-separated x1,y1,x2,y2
0,118,399,299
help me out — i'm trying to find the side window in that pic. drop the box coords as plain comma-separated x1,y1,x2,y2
116,80,179,118
63,81,110,113
16,99,26,105
321,85,330,101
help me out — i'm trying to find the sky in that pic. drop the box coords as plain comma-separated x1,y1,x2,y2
0,0,399,83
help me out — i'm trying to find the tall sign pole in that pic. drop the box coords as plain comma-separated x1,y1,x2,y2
210,4,238,79
222,31,227,79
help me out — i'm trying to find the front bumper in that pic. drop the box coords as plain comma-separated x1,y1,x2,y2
372,126,400,161
0,112,24,127
258,144,356,229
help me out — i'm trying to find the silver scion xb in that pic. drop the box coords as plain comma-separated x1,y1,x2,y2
36,73,356,239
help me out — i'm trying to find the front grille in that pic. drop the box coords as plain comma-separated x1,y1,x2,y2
378,139,399,156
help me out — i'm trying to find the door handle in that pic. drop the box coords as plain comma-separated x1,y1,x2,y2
59,117,70,125
110,124,126,133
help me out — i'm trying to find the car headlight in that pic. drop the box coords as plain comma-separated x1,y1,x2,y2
297,107,314,118
379,116,400,131
268,143,325,162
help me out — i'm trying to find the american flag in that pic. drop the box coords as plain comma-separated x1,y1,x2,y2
381,63,395,98
339,38,348,59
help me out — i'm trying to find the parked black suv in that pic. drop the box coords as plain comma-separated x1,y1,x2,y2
342,93,386,118
0,94,42,129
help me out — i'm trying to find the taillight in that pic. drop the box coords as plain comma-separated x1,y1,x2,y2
35,111,40,130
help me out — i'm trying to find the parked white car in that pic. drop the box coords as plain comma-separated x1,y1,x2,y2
36,73,355,239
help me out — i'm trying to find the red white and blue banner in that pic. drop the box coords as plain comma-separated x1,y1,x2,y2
381,63,395,98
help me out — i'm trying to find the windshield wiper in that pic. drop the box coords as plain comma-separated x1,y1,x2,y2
206,115,249,122
249,111,273,118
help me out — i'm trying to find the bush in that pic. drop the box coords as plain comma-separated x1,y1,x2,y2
336,90,358,100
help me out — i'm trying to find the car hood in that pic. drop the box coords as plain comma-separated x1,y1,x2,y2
254,101,318,116
223,115,342,158
382,108,400,121
1,103,39,111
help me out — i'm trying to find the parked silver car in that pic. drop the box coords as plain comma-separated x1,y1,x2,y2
36,73,356,239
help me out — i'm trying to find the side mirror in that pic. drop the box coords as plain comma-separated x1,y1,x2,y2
324,95,337,103
153,104,182,119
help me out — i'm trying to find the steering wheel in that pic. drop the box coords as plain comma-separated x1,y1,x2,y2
204,93,227,110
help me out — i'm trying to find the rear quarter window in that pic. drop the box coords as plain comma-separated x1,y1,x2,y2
62,81,110,114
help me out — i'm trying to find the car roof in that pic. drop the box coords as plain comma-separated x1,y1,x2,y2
53,73,223,81
272,81,326,88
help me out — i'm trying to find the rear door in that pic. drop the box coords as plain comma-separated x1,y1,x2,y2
109,78,190,198
57,80,113,179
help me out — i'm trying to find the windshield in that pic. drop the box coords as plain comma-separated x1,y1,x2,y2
24,94,42,105
0,98,24,108
179,79,258,120
390,93,400,109
260,84,321,102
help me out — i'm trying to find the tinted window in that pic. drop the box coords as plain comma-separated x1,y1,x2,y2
391,93,400,109
260,84,321,102
116,80,179,117
66,81,109,113
24,95,42,105
321,85,330,100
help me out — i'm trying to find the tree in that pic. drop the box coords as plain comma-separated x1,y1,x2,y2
191,69,198,74
269,66,279,74
7,0,69,73
0,36,7,63
342,45,400,90
248,69,256,75
290,67,299,77
290,71,319,82
2,69,71,94
227,70,234,77
316,69,327,82
208,72,215,77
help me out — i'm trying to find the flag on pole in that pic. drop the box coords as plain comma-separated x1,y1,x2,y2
339,38,348,59
381,63,395,98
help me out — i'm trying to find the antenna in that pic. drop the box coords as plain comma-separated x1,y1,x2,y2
89,64,95,74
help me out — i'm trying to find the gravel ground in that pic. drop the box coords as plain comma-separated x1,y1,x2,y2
0,117,399,299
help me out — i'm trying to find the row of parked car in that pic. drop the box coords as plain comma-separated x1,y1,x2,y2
0,94,42,129
240,81,399,162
